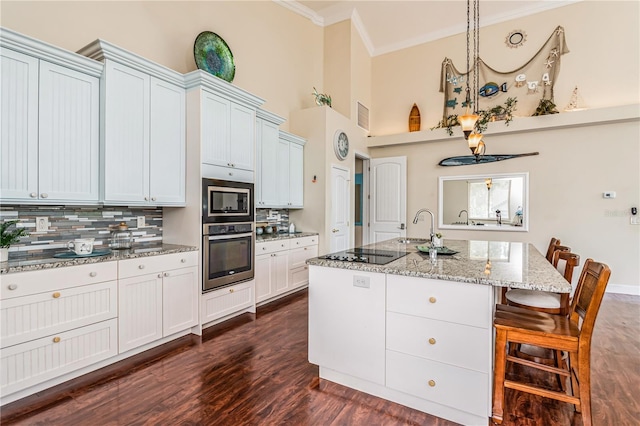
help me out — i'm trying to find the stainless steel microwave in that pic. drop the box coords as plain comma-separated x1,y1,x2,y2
202,178,254,224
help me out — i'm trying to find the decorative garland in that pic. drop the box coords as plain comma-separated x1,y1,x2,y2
431,97,518,136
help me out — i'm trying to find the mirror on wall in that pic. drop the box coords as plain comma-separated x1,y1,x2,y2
438,172,528,231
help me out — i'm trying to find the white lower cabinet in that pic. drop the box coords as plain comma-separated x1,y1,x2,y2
255,236,318,305
118,251,198,353
200,280,254,326
0,261,118,397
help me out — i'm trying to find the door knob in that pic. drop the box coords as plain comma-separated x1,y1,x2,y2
399,223,406,230
332,228,338,233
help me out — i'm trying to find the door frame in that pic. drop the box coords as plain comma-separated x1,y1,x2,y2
355,151,370,246
330,164,351,253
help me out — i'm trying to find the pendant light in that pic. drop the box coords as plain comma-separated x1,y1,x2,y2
462,0,485,160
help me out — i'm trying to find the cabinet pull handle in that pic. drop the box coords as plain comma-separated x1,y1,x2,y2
138,265,145,269
89,272,97,277
181,258,186,263
429,297,436,304
304,247,307,250
144,197,149,201
428,338,436,345
164,272,169,277
40,193,48,198
158,274,163,278
151,197,157,201
30,192,37,198
52,292,61,298
428,380,436,387
304,266,308,270
53,337,61,343
262,247,266,250
8,284,18,290
229,288,234,293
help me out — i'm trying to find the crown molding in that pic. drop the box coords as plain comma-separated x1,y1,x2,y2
274,0,324,26
184,70,265,109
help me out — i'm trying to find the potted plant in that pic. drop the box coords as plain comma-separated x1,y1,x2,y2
1,220,29,261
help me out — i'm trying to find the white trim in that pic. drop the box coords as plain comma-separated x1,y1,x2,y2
350,9,374,57
607,284,640,296
273,0,324,26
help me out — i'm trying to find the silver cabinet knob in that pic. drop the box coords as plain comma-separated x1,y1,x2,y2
89,272,97,277
138,265,145,269
158,273,163,278
40,193,48,198
144,196,149,201
151,197,156,201
181,258,186,263
30,192,37,198
8,284,17,290
164,272,169,277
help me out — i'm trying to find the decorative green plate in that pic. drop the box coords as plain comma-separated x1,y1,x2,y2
194,31,235,82
416,246,459,255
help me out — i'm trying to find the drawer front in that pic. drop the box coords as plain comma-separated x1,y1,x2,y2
1,280,118,349
386,350,489,418
201,279,254,324
118,251,198,279
386,312,491,372
1,319,118,396
289,245,318,269
387,275,492,328
256,239,291,256
288,265,309,290
289,235,318,249
1,262,117,300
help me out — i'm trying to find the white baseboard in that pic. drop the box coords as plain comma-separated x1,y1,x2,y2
607,284,640,296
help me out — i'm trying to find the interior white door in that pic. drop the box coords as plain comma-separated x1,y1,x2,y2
330,165,350,252
369,156,407,244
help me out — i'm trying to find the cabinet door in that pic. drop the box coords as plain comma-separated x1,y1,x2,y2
38,61,100,202
289,142,304,208
229,103,255,171
256,119,280,207
103,60,150,203
255,253,274,303
118,273,162,353
149,77,185,205
162,266,198,336
201,92,230,167
273,251,290,295
276,138,290,207
0,49,39,200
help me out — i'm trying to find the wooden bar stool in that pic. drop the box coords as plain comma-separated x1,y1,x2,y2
492,259,611,426
504,250,580,315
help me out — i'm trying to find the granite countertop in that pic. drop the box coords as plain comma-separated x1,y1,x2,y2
256,232,318,243
1,244,199,274
307,238,571,293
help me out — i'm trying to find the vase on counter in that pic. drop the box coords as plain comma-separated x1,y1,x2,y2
432,237,443,247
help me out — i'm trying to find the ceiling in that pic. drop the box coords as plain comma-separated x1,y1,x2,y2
280,0,579,56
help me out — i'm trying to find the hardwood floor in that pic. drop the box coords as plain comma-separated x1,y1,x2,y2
1,291,638,425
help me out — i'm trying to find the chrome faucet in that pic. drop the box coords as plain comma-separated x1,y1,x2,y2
458,209,468,225
412,208,435,243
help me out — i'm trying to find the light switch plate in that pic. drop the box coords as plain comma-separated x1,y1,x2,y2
137,216,145,228
632,216,640,225
603,191,616,199
36,217,49,232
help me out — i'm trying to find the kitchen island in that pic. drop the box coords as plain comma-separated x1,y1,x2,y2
306,238,570,425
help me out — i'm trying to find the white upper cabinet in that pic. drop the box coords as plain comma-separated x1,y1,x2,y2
289,141,304,208
184,70,264,184
78,39,186,206
255,109,285,207
1,29,101,204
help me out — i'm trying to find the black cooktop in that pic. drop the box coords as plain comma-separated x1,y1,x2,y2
319,248,407,265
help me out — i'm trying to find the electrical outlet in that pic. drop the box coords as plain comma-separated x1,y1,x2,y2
353,275,370,288
631,216,640,225
603,191,616,199
137,216,145,228
36,217,49,232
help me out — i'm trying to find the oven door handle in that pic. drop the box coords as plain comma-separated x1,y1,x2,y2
207,232,254,241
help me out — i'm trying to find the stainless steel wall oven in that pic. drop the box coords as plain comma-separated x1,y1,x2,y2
202,179,254,292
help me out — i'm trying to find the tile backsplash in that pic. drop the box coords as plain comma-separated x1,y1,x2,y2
0,205,163,259
256,208,289,233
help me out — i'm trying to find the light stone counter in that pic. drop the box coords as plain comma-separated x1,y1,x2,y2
307,238,571,293
1,244,198,274
255,231,318,243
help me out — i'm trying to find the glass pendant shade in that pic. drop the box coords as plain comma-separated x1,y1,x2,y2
468,132,484,153
459,110,479,139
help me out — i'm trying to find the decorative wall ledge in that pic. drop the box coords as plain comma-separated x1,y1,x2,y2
367,104,640,148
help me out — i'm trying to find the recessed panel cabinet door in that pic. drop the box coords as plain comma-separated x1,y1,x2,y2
103,60,150,203
0,49,39,200
257,119,280,207
289,142,304,208
149,77,185,204
201,92,230,167
118,273,163,354
38,61,100,202
229,103,255,171
162,266,198,336
276,138,290,207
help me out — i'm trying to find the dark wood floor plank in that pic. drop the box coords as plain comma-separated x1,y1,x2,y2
2,291,638,426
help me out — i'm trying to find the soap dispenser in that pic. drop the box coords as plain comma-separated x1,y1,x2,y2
110,222,132,250
289,223,296,234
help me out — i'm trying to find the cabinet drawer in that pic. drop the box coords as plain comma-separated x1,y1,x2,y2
256,239,290,255
289,245,318,270
387,275,492,328
1,280,118,349
1,319,118,396
386,312,491,372
1,262,117,300
201,280,254,325
386,350,489,418
289,235,318,248
289,265,310,290
118,251,198,278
